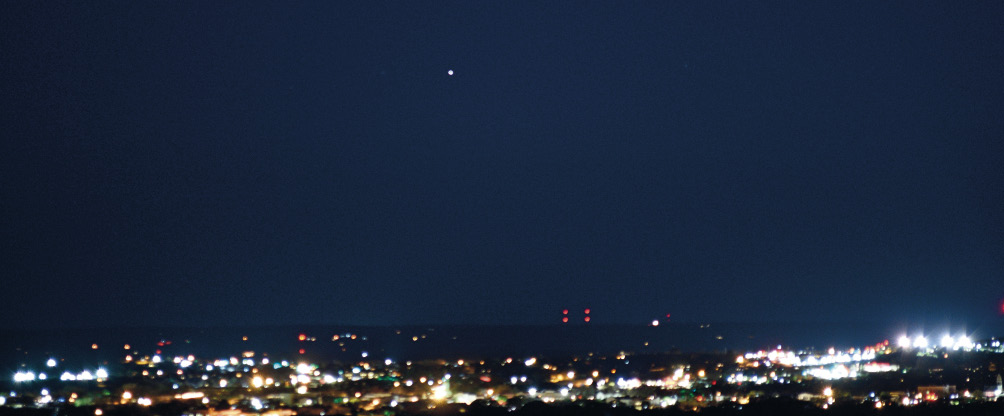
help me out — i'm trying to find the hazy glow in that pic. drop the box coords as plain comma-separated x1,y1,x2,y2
46,359,57,367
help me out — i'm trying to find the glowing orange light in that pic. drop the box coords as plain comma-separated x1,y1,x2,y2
562,317,569,323
91,343,99,349
562,309,568,315
298,349,305,355
298,334,306,341
584,308,590,314
584,316,591,322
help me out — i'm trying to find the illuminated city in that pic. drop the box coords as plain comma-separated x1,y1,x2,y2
3,327,1004,415
4,1,1004,415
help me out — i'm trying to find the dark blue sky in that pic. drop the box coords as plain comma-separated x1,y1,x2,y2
2,1,1002,328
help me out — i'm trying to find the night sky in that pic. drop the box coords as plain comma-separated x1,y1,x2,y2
2,2,1002,328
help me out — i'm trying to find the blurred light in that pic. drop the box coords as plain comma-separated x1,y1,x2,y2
37,373,46,380
913,336,928,349
46,359,57,367
941,335,954,348
897,335,912,348
296,385,308,394
296,363,312,374
122,391,132,400
251,398,263,410
96,368,109,379
584,309,590,314
219,379,227,388
152,355,162,364
562,317,568,323
823,387,833,397
385,358,393,366
651,320,659,327
298,334,307,341
14,371,36,382
252,376,263,388
94,409,103,416
91,344,99,350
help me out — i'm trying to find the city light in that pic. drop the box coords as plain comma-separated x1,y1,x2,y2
13,371,35,382
941,335,954,348
898,335,912,348
46,358,57,367
913,336,928,349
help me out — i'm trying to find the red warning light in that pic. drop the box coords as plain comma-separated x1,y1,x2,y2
666,313,671,318
298,334,307,341
584,316,591,322
562,309,568,315
584,308,590,315
562,317,569,323
299,348,305,354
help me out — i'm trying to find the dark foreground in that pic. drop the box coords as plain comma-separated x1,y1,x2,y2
2,399,1004,416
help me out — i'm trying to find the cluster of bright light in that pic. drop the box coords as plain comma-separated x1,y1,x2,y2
804,365,856,380
742,347,875,368
898,333,975,350
13,371,36,382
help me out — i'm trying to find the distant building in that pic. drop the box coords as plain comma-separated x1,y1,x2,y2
917,385,956,400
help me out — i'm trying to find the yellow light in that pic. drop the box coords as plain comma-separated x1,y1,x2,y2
296,385,308,394
123,344,130,350
823,387,833,397
252,376,264,388
121,391,132,400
